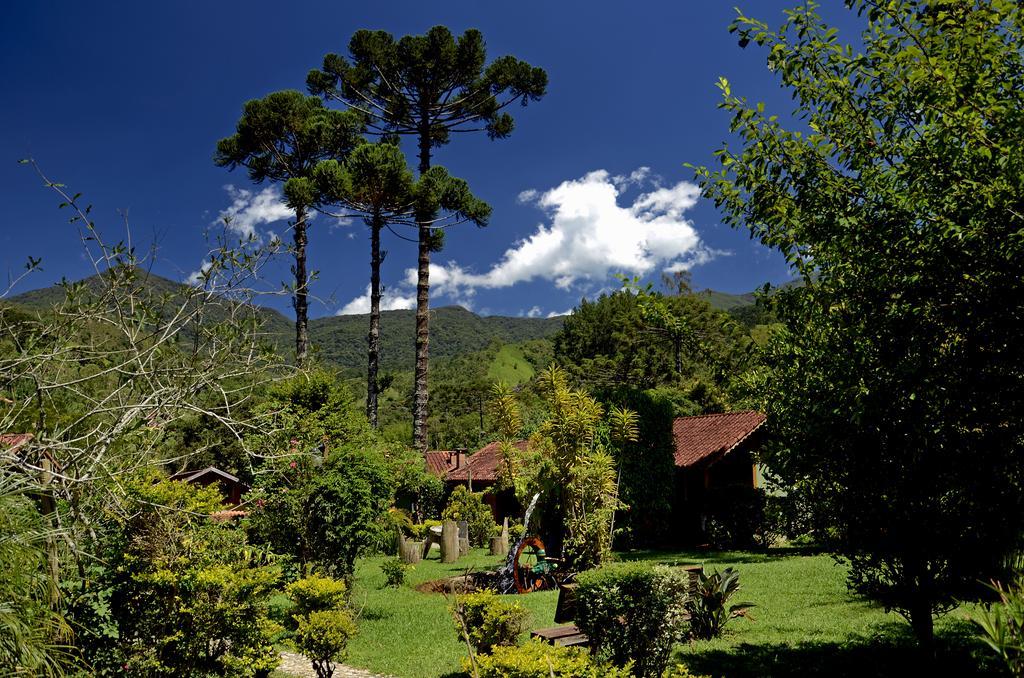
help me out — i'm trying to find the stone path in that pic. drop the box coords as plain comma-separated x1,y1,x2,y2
278,651,390,678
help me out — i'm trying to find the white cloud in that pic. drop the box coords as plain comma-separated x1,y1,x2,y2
517,189,539,203
525,306,542,318
215,185,295,240
336,284,416,315
425,169,712,297
547,308,573,318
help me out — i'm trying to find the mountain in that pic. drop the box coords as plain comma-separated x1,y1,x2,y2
6,272,765,371
4,272,566,371
698,289,759,311
309,306,564,372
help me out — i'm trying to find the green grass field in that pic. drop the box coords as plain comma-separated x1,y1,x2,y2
334,548,997,678
485,343,535,386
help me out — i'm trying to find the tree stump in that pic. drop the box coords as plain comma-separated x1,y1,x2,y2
457,520,470,556
398,535,423,564
441,520,459,563
489,535,507,557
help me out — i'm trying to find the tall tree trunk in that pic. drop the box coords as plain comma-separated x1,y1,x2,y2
413,222,431,452
412,125,432,452
293,206,309,367
673,334,683,375
908,563,936,658
367,214,383,427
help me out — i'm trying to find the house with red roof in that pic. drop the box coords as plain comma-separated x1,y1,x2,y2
671,410,766,542
426,440,529,521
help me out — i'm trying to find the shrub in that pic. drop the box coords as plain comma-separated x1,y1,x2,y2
293,609,357,678
287,575,348,618
575,562,688,678
685,567,754,640
246,446,394,578
381,558,410,588
302,452,394,578
452,591,529,654
974,577,1024,675
469,639,633,678
88,475,282,676
442,485,495,547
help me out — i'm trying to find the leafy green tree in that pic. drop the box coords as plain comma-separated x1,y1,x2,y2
554,288,748,411
83,474,281,676
695,0,1024,648
215,90,364,365
308,26,547,450
494,366,635,570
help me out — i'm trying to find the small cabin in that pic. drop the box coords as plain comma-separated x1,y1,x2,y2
672,410,766,542
169,466,249,507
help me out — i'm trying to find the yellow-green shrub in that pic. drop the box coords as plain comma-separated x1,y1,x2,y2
469,639,632,677
452,591,529,653
287,574,347,617
293,609,357,678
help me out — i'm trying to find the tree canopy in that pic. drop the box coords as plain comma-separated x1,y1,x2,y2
696,0,1024,647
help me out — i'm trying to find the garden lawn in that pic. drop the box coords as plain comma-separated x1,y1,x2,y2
340,547,998,678
345,548,557,678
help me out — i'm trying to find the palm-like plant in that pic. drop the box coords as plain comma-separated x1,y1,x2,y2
0,476,72,676
685,567,755,640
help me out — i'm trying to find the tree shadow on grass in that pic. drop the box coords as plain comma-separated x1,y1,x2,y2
678,620,1002,678
621,547,820,566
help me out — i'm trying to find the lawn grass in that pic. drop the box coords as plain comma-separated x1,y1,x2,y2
335,547,998,678
344,547,556,678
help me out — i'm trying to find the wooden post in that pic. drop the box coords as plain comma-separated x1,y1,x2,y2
490,517,509,556
457,520,470,556
441,520,459,563
398,535,422,564
489,535,507,557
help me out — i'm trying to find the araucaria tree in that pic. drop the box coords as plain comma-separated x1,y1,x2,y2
215,90,364,365
696,1,1024,648
313,143,490,427
308,26,547,450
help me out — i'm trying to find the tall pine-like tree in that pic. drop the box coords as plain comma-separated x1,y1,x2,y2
308,26,546,450
215,90,364,366
314,143,489,427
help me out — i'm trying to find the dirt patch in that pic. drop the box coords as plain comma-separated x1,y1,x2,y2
415,571,498,594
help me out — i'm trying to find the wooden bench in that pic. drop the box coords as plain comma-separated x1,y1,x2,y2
530,624,589,647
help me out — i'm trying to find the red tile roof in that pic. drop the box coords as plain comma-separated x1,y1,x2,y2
425,450,456,477
672,411,766,469
0,433,33,449
447,440,528,482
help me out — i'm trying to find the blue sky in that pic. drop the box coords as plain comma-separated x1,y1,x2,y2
0,1,859,319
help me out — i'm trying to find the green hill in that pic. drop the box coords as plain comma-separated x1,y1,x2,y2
6,273,566,371
7,272,767,372
698,289,758,311
310,306,563,372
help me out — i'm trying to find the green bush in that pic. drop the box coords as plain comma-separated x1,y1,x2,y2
974,577,1024,675
469,639,632,678
576,562,688,678
287,575,348,618
381,558,410,588
293,609,357,678
246,444,394,577
82,474,282,676
442,485,495,547
685,567,754,640
452,591,529,654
